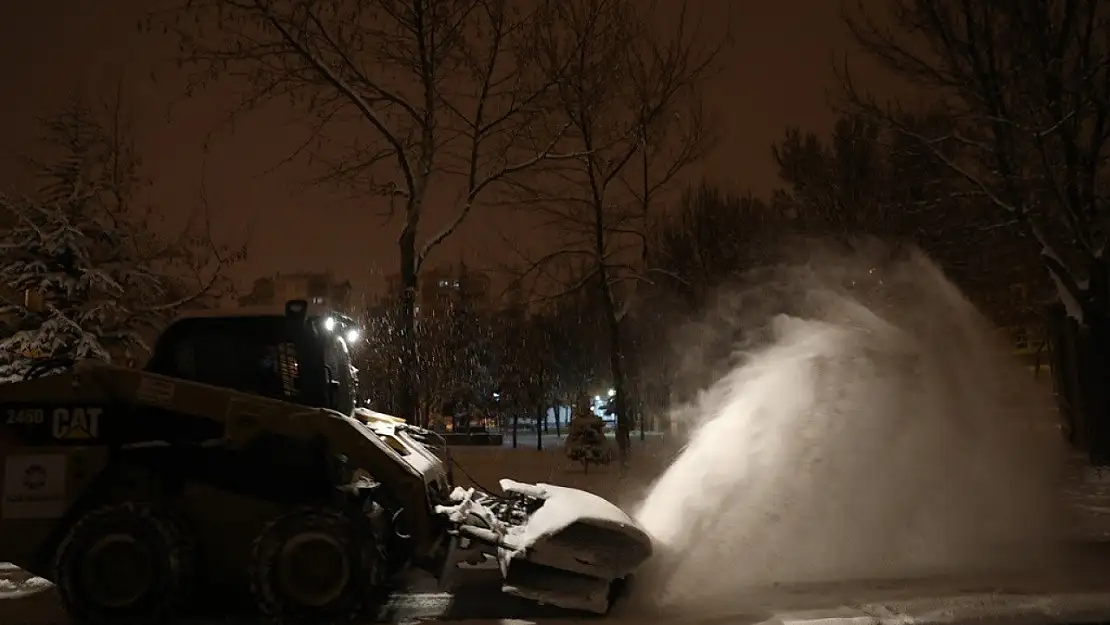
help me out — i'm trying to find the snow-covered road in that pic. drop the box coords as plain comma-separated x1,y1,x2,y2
9,552,1110,625
7,582,1110,625
5,455,1110,624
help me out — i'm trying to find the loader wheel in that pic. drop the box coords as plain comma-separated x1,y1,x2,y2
249,506,386,625
53,503,193,625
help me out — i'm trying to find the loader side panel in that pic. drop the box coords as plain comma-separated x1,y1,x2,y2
0,445,112,575
118,434,338,506
1,403,223,448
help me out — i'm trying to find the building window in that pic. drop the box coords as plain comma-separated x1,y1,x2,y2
312,296,325,304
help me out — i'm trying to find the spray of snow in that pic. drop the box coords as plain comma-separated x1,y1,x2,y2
632,243,1067,613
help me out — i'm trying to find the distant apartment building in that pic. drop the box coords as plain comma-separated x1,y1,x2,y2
384,264,492,313
238,271,354,312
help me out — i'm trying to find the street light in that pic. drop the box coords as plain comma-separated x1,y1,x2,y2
608,388,616,397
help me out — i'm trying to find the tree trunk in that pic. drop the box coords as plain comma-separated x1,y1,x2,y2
664,387,673,435
1046,302,1110,464
1046,303,1083,447
512,410,519,449
1084,318,1110,465
554,403,562,437
535,404,544,451
597,277,631,466
1087,258,1110,465
398,224,420,426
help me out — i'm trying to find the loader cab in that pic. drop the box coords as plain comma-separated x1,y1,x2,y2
145,300,360,414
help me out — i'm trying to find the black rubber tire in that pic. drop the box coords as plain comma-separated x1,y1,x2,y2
249,506,387,625
52,502,194,625
160,508,200,609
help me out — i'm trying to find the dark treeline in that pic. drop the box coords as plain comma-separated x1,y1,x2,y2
357,104,1054,456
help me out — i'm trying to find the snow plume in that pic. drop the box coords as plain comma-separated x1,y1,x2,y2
632,241,1067,612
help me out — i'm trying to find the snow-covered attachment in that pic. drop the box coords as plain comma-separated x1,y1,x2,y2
436,479,653,614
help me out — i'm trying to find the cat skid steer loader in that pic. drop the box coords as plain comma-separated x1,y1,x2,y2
0,301,652,624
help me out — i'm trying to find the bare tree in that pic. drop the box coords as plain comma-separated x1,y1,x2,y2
508,0,725,464
419,269,497,428
159,0,590,421
772,111,1044,326
360,278,494,428
651,184,784,308
773,113,893,237
493,284,531,448
840,0,1110,456
28,89,241,309
498,305,558,450
635,184,789,426
492,273,606,449
841,1,1109,321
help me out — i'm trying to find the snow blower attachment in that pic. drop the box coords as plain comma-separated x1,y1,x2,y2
0,301,652,625
437,480,653,613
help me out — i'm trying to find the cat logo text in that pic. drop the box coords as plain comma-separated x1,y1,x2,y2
51,407,102,440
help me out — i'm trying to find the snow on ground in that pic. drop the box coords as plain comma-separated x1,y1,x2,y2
0,574,52,596
449,433,677,509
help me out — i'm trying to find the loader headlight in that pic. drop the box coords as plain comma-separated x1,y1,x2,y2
323,316,337,332
345,328,360,344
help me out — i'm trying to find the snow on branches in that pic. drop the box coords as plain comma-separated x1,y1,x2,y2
0,92,237,382
0,190,169,381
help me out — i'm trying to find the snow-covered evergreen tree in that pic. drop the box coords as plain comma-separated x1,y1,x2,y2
564,398,612,474
0,194,168,381
0,93,237,382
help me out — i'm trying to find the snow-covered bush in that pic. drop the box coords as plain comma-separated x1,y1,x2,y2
564,404,612,473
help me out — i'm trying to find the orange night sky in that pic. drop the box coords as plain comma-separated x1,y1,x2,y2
0,0,896,296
